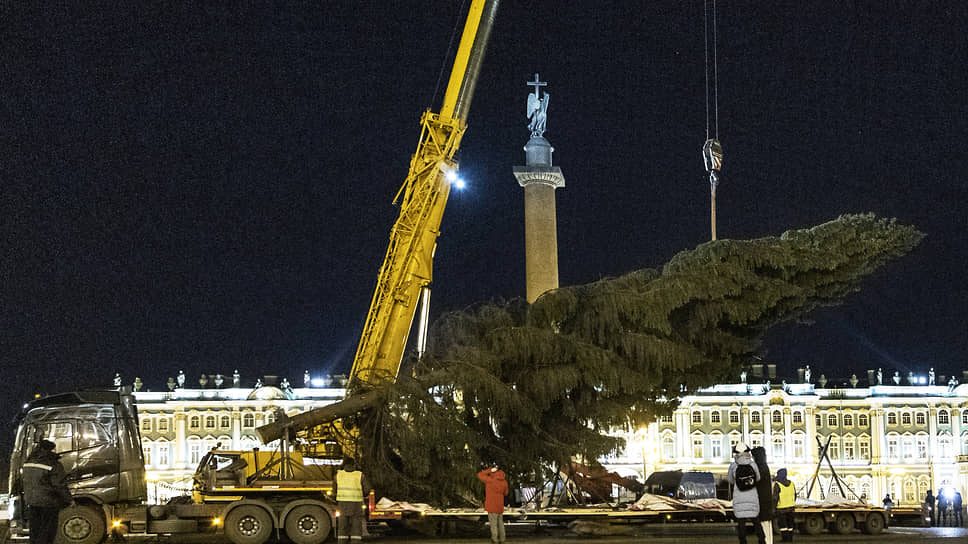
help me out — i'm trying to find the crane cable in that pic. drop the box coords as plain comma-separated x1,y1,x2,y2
702,0,724,240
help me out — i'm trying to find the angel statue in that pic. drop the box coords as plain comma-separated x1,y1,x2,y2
526,73,550,138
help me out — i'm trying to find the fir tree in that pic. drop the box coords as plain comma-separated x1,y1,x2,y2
337,214,922,505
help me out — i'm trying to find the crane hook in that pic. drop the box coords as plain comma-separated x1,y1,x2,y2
702,138,723,187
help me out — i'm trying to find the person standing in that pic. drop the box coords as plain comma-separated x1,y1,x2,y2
953,491,963,527
728,442,765,544
925,489,936,526
882,493,893,511
751,446,774,544
334,458,371,542
937,490,949,526
478,464,509,544
773,469,796,542
22,440,72,544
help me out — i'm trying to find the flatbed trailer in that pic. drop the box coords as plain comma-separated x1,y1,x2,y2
372,504,889,536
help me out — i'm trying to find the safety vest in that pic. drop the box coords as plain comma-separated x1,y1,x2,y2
776,481,796,509
336,470,363,502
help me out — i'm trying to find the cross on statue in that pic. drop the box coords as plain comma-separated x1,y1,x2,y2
527,73,546,99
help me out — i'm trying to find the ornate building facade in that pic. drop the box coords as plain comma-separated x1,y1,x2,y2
133,376,344,502
606,375,968,507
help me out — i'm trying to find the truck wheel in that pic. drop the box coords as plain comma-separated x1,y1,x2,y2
833,513,855,534
57,504,106,544
285,505,332,544
862,513,885,535
225,505,273,544
802,513,825,535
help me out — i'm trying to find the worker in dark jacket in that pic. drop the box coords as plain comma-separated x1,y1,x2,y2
751,446,774,544
23,440,72,544
478,464,509,544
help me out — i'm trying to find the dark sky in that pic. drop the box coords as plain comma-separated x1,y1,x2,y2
3,2,967,442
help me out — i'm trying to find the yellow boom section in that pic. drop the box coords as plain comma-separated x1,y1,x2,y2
348,0,498,390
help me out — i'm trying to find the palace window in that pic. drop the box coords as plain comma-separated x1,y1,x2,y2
662,437,675,460
792,411,803,424
916,436,928,460
858,414,869,427
939,410,950,425
729,410,740,424
918,480,929,502
904,480,915,503
189,442,201,465
963,411,968,425
220,415,231,429
772,411,783,424
142,441,152,466
844,439,855,461
843,414,854,426
750,434,763,449
205,416,216,429
751,411,761,424
887,436,899,460
815,414,822,427
189,416,201,430
141,417,151,432
859,438,870,460
902,412,912,426
915,412,926,426
692,437,704,459
772,436,784,460
939,436,952,459
793,436,805,459
660,414,673,423
692,411,702,424
887,412,898,425
243,413,255,428
902,437,915,460
711,411,721,424
827,414,837,427
711,437,723,459
157,442,170,467
158,418,169,432
828,441,840,460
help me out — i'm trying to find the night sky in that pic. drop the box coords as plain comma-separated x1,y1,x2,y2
3,2,967,449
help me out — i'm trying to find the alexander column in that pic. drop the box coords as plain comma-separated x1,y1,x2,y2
513,74,565,303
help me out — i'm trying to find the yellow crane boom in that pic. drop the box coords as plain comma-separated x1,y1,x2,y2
257,0,499,445
348,0,499,390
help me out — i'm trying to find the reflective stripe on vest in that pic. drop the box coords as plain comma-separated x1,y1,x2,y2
777,481,796,509
336,470,363,502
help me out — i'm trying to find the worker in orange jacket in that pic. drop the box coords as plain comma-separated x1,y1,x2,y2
478,464,509,544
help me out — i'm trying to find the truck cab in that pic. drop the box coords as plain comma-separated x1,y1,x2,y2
8,390,146,540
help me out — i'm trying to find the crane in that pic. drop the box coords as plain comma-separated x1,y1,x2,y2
258,0,500,445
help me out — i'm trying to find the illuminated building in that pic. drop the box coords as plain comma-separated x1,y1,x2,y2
132,374,344,503
605,367,968,506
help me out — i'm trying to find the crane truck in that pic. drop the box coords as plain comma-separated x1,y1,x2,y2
6,2,500,543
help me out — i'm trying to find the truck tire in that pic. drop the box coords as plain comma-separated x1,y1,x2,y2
862,512,885,535
802,513,825,535
832,513,855,534
57,504,106,544
225,505,273,544
285,505,332,544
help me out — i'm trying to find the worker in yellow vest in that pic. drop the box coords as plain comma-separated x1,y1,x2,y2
334,458,372,541
772,469,796,542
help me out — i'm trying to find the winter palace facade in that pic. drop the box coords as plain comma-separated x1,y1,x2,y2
131,368,968,507
605,367,968,507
